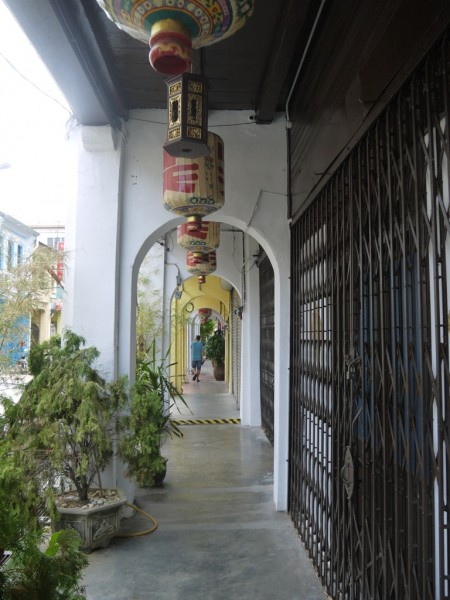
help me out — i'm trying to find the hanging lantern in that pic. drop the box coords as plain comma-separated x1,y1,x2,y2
165,73,209,158
177,221,220,260
96,1,254,76
163,132,224,231
186,251,216,284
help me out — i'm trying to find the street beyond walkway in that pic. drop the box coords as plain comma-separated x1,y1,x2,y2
82,361,327,600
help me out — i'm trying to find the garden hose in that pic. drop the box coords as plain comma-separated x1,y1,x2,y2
114,502,159,538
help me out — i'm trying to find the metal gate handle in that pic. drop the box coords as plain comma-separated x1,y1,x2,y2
340,447,354,499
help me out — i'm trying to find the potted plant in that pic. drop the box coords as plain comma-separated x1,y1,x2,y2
119,341,188,488
205,330,226,381
0,524,88,600
2,330,129,553
0,395,88,597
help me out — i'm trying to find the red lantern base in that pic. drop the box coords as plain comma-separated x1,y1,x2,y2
149,19,192,75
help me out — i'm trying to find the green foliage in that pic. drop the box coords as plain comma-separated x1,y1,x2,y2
200,318,215,341
204,331,225,367
2,330,128,503
0,405,42,532
136,256,163,362
119,341,188,488
0,245,62,379
0,528,88,600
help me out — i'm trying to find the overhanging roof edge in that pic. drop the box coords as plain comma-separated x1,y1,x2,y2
4,0,128,126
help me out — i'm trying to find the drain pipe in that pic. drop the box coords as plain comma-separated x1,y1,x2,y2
286,0,327,218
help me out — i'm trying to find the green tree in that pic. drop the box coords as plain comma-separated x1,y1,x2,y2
200,318,215,341
0,245,62,382
136,255,163,361
4,331,128,503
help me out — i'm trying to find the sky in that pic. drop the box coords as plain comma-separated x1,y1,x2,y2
0,0,74,226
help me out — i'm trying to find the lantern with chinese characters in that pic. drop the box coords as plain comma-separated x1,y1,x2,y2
165,73,208,158
186,250,216,284
163,132,224,232
96,0,254,76
177,221,220,261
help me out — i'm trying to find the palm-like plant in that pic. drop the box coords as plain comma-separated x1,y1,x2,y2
119,342,188,487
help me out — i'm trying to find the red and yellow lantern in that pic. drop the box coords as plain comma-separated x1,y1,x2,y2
186,250,216,284
177,221,220,260
198,307,212,320
163,132,224,231
96,1,254,76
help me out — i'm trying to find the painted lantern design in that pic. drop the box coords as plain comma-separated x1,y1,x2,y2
186,250,217,284
177,221,220,261
163,132,224,231
97,0,254,75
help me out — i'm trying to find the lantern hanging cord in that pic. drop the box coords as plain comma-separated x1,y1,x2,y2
114,502,159,538
129,116,257,127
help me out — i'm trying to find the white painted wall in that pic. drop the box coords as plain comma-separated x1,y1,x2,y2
65,110,291,510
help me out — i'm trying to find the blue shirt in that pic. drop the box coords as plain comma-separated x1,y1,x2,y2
191,340,204,361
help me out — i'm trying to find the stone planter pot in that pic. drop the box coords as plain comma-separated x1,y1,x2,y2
53,489,127,553
213,364,225,381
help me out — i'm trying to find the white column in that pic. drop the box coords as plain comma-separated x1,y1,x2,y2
240,235,261,426
64,125,124,379
273,266,290,510
64,124,134,500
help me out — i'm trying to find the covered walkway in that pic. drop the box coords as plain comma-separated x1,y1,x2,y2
82,362,326,600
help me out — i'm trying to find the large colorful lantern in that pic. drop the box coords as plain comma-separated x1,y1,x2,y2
163,132,224,231
186,250,216,284
177,221,220,259
96,0,254,75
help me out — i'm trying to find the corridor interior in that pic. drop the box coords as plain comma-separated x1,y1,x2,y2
82,360,326,600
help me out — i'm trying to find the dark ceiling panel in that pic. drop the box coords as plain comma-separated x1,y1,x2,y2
6,0,318,125
82,0,308,118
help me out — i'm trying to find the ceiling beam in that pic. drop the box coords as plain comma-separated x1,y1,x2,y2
255,0,317,123
4,0,128,126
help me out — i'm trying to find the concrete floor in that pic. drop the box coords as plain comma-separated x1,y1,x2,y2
82,362,327,600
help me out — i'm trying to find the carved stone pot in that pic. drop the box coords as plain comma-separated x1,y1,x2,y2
52,489,127,553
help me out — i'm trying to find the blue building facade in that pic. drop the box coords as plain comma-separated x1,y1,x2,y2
0,211,38,365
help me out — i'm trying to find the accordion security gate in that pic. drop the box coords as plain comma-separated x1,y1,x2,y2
289,32,449,600
259,252,275,444
231,287,242,408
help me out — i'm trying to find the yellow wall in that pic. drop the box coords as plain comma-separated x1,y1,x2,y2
170,275,232,392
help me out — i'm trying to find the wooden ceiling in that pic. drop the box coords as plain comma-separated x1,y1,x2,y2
5,0,320,125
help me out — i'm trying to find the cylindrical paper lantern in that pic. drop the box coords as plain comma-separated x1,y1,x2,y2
186,251,217,278
177,221,220,258
163,133,224,228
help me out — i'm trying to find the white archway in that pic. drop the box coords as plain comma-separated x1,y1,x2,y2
65,111,290,509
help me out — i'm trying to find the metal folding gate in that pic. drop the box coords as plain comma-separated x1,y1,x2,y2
289,31,449,600
231,287,242,408
259,251,275,444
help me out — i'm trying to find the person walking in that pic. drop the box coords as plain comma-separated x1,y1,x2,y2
191,335,204,382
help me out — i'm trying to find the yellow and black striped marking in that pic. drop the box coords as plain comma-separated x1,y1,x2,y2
171,418,241,426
